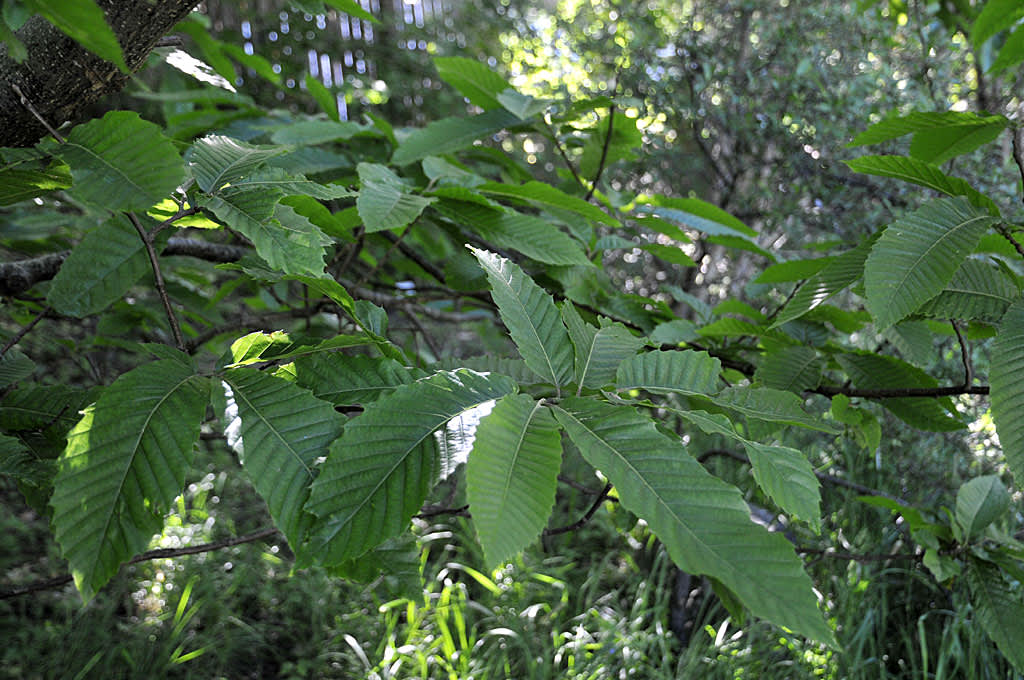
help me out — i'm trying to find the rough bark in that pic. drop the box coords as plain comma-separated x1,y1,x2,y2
0,0,198,148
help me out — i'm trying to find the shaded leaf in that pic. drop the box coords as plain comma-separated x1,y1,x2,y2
615,349,721,397
434,56,510,110
709,386,840,433
189,135,285,193
58,111,184,211
562,303,644,390
754,346,823,393
292,354,427,405
991,298,1024,482
845,155,999,215
47,214,152,317
771,238,873,328
392,110,520,165
955,475,1010,540
478,181,619,226
917,258,1018,322
966,559,1024,674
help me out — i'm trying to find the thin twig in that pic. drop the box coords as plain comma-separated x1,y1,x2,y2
128,213,185,351
1012,125,1024,202
544,482,614,536
951,320,972,389
995,223,1024,260
0,527,280,600
584,103,616,201
0,306,49,357
544,115,587,192
11,83,66,143
795,547,919,563
416,504,470,519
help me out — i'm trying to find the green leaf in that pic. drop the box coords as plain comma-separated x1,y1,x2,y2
269,120,366,145
754,257,834,284
562,305,644,390
436,200,590,266
57,111,184,211
304,74,339,121
991,298,1024,482
972,0,1024,46
709,386,840,433
849,112,1008,165
636,195,756,237
0,350,35,388
0,432,52,488
836,353,965,432
917,258,1018,322
478,181,618,226
844,155,999,215
615,349,721,397
0,159,71,205
26,0,126,71
495,90,550,120
955,476,1010,540
668,407,821,529
50,361,209,600
217,368,342,547
356,162,434,232
639,243,696,267
472,248,575,387
292,354,427,405
229,167,355,199
966,559,1024,674
467,394,561,567
771,238,873,328
990,24,1024,74
755,346,823,393
864,198,996,329
222,331,372,368
304,369,516,564
189,135,285,193
199,191,330,275
392,110,520,165
434,56,511,110
649,319,699,345
552,398,833,644
322,0,377,23
46,214,152,317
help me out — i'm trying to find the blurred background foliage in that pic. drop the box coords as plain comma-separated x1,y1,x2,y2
3,0,1024,677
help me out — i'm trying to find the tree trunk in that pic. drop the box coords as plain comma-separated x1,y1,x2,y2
0,0,198,148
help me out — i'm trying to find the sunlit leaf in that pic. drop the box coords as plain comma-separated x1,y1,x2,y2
50,361,209,600
467,394,561,567
552,398,833,644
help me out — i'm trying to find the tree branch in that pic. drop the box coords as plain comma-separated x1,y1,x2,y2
0,238,249,297
129,213,184,350
0,527,280,600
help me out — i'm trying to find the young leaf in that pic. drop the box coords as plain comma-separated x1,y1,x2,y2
552,398,833,645
46,214,153,317
391,110,520,165
467,394,561,567
50,361,209,600
991,298,1024,482
615,349,722,397
433,56,511,110
472,248,575,388
955,476,1010,540
304,369,516,564
217,368,343,547
58,111,184,211
966,559,1024,674
562,304,644,390
864,197,995,329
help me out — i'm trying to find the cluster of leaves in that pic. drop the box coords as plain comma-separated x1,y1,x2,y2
3,2,1024,667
